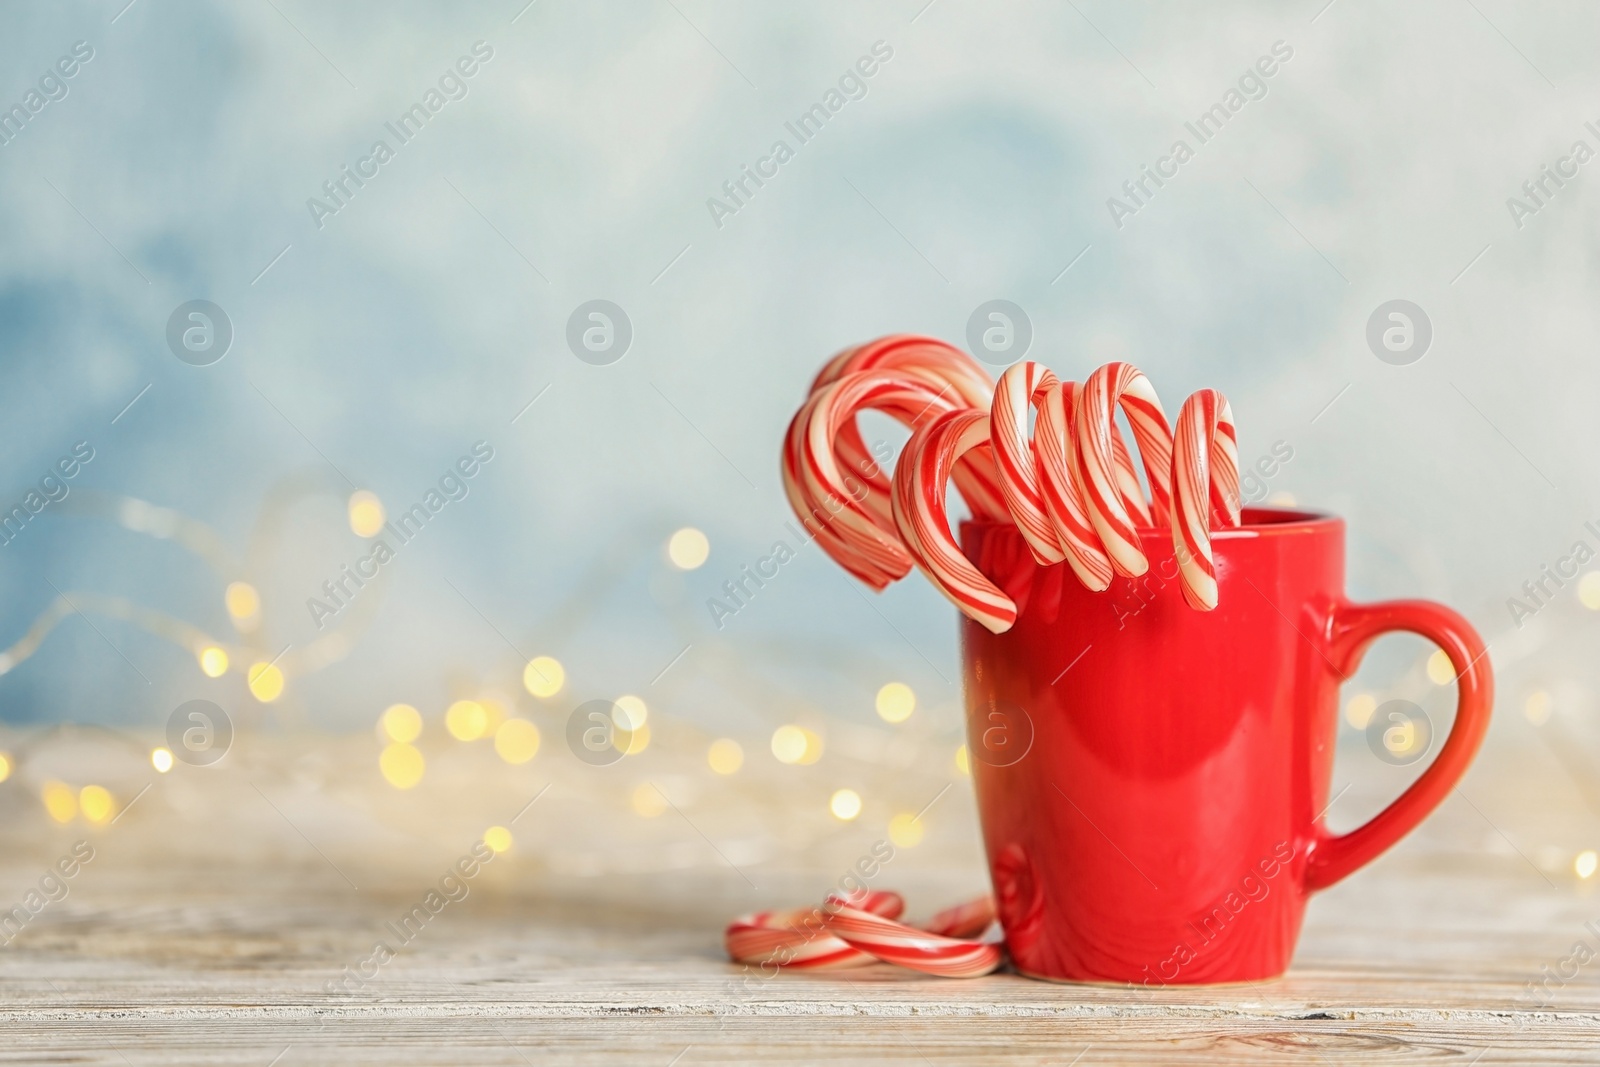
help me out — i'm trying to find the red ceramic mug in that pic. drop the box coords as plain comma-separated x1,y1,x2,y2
960,507,1492,984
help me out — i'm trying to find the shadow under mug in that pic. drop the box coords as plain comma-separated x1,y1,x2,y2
959,507,1492,984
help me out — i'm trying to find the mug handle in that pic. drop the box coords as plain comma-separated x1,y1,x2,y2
1304,598,1494,891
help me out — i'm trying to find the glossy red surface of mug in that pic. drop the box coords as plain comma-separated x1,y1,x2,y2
959,507,1492,984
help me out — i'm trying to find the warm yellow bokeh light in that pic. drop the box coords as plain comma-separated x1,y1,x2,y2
379,742,425,789
1344,693,1377,730
1580,571,1600,610
523,656,565,698
707,738,744,775
830,788,862,821
615,721,651,755
1525,690,1552,726
381,703,423,743
771,725,807,765
1426,649,1456,686
247,662,285,702
0,751,11,783
612,695,648,731
483,826,512,854
1265,491,1297,507
888,813,924,848
225,581,260,621
667,527,710,570
494,719,541,764
198,645,229,678
42,781,76,823
631,782,668,817
1577,850,1598,879
151,747,174,773
954,744,970,777
797,728,823,765
79,785,114,824
347,490,387,538
445,700,489,741
875,682,916,724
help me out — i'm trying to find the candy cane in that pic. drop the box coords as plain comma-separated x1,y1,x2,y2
1074,362,1174,578
726,892,1000,978
786,337,1245,632
892,409,1018,634
1169,389,1241,610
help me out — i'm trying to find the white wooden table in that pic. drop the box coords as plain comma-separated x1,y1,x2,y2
0,730,1595,1064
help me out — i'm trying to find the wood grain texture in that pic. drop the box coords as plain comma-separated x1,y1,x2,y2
0,734,1596,1064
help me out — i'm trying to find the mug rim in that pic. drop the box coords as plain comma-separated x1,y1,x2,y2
962,505,1342,542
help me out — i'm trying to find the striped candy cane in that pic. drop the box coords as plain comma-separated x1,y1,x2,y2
990,362,1066,566
727,892,1000,978
1073,362,1174,578
892,409,1018,634
1169,389,1241,610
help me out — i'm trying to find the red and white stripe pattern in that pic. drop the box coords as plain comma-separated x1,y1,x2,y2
1074,362,1175,578
782,337,1004,589
892,409,1018,634
726,891,1000,978
1169,389,1241,610
990,362,1065,566
785,336,1244,630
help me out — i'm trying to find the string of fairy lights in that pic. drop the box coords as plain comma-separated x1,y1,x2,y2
2,481,1599,883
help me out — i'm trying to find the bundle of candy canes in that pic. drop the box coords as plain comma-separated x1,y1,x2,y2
725,334,1242,978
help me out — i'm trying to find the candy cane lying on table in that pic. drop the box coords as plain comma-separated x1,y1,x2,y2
726,891,1001,978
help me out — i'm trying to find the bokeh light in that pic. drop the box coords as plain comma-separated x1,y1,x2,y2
379,742,425,789
42,781,76,823
347,490,386,537
829,788,862,820
1577,850,1598,879
198,645,229,678
79,785,114,824
615,721,651,755
224,581,260,623
1580,571,1600,610
1426,650,1455,686
707,738,743,775
247,662,285,702
494,719,541,764
1344,693,1377,730
151,748,174,773
771,725,807,765
1525,690,1552,725
875,682,915,724
888,813,924,848
523,656,564,698
483,826,512,853
612,695,648,731
381,703,423,743
631,782,667,817
445,700,489,741
667,527,710,570
0,751,11,783
954,745,970,776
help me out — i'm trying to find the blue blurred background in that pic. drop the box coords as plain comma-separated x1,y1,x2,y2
1,0,1595,750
